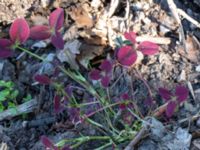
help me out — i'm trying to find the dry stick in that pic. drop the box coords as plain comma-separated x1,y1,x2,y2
124,126,147,150
167,0,187,53
136,36,171,45
108,0,120,17
130,68,143,118
177,9,200,29
0,99,38,121
124,103,169,150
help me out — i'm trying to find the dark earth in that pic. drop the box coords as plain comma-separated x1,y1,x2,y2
0,0,200,149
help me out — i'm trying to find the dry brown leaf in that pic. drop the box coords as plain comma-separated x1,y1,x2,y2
31,15,48,26
57,40,81,70
68,5,94,28
77,43,104,68
178,35,200,63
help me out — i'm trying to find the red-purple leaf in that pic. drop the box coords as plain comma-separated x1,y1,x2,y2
100,60,112,73
101,76,110,87
138,41,159,55
9,18,30,44
0,49,13,58
54,95,62,114
159,88,172,101
41,136,54,148
0,39,12,48
166,101,177,117
119,103,126,110
117,46,137,66
121,93,129,100
51,32,64,49
89,69,101,80
175,85,188,103
49,8,64,30
124,31,136,44
34,74,51,85
30,25,51,40
0,39,13,58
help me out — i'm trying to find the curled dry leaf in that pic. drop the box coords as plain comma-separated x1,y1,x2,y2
57,40,81,70
178,35,200,63
68,5,93,28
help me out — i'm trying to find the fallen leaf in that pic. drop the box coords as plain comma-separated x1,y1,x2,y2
57,40,81,70
178,35,200,63
68,5,93,28
77,43,104,69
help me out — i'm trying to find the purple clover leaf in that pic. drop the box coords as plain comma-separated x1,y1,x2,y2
158,85,188,117
30,8,64,49
175,85,189,103
41,136,59,150
34,74,51,85
54,94,64,114
117,31,159,66
0,18,30,58
119,93,133,110
89,60,113,88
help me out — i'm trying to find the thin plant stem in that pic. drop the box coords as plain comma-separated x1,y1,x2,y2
129,68,143,118
17,46,44,61
106,87,111,103
110,71,124,89
134,69,152,96
94,141,113,150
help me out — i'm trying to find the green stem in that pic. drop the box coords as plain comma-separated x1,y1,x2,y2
56,136,111,148
94,141,113,150
17,46,44,61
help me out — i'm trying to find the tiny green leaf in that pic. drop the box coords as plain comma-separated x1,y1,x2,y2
0,89,10,101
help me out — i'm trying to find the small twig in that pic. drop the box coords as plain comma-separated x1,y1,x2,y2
136,36,171,45
177,9,200,29
124,126,147,150
130,69,143,118
187,81,196,101
178,111,200,125
0,99,38,121
108,0,120,17
110,71,124,89
153,103,168,117
167,0,187,53
134,69,153,97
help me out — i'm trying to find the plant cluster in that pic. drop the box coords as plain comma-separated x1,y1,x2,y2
0,80,19,113
0,7,189,150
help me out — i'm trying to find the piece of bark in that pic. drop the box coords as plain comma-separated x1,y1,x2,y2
0,99,38,121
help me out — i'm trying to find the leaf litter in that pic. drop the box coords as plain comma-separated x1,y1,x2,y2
0,0,200,149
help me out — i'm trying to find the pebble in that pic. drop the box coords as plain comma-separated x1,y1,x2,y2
172,53,180,61
196,118,200,127
195,65,200,72
41,0,50,8
178,70,186,81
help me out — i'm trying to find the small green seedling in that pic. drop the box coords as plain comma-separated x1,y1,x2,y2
0,80,19,112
